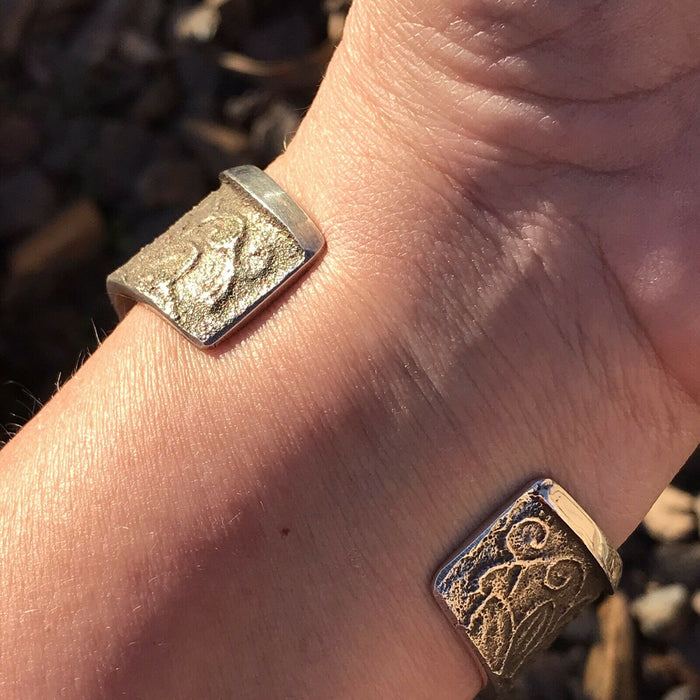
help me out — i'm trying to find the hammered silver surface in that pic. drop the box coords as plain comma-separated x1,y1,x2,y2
107,167,322,346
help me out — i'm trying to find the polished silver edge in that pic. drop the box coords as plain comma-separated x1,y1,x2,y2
431,490,525,697
431,589,494,696
106,278,206,347
535,479,622,591
220,166,325,255
107,248,322,349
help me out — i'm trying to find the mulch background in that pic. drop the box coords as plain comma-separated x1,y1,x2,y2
1,1,697,698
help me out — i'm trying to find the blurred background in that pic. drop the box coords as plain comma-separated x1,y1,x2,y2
0,1,697,698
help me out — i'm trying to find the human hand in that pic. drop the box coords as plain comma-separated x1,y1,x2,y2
0,1,697,697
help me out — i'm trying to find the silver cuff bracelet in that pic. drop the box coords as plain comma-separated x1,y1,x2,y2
106,168,621,699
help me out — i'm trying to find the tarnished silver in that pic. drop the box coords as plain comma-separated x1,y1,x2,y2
433,478,622,698
107,165,325,347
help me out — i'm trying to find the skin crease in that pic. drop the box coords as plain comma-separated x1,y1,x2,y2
0,0,698,698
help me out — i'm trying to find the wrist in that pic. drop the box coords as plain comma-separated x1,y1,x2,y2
1,0,697,694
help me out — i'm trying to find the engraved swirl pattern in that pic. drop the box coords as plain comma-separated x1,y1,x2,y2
434,490,609,680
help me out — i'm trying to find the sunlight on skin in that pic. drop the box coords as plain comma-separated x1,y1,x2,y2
0,0,697,697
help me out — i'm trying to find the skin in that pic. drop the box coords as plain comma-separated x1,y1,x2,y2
0,0,697,697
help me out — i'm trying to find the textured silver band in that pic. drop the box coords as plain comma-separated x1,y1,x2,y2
433,478,622,698
107,165,325,347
